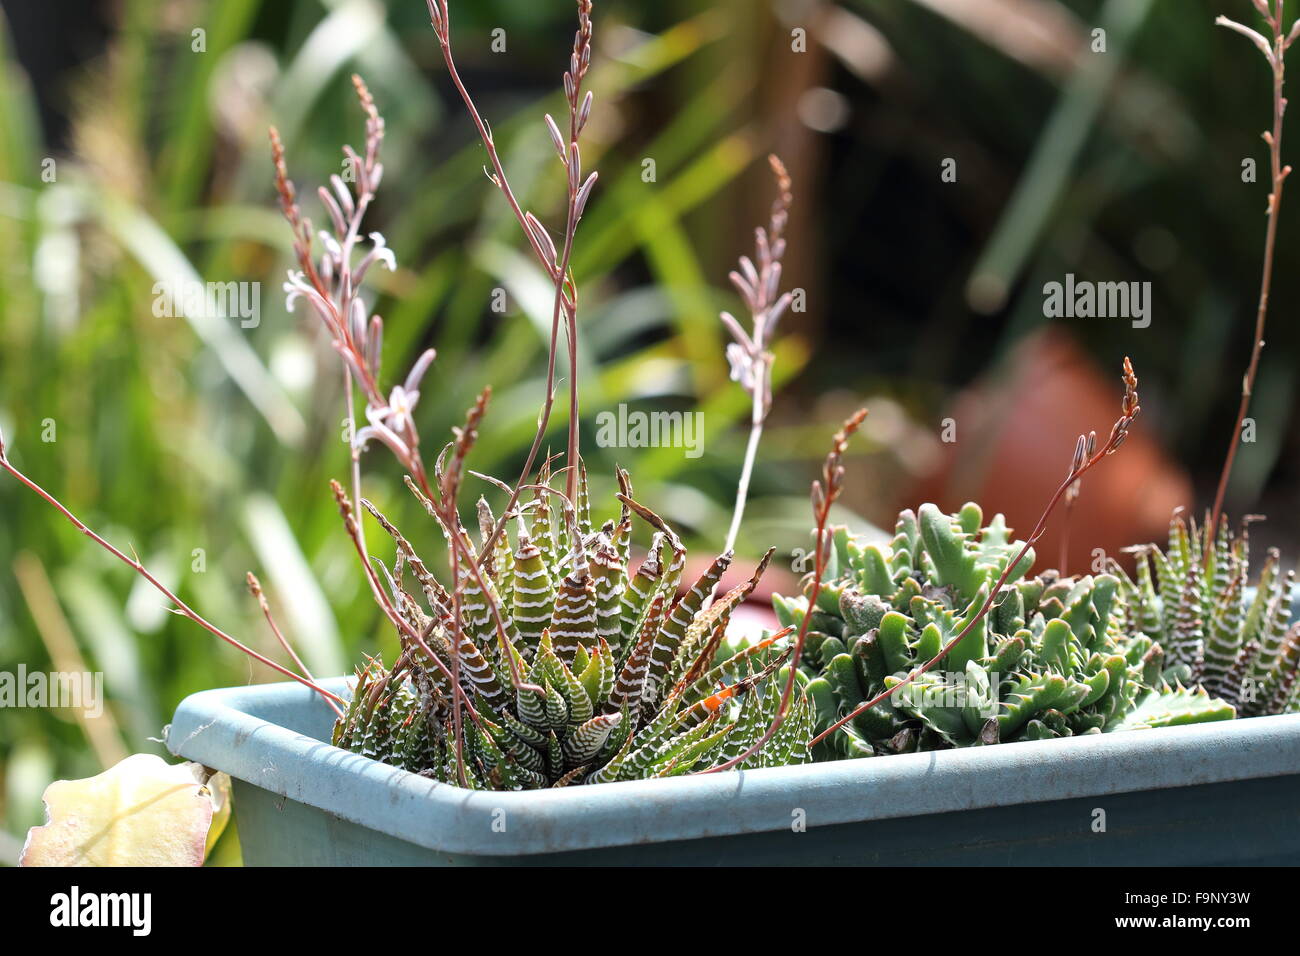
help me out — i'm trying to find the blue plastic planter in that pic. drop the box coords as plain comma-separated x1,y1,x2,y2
167,678,1300,865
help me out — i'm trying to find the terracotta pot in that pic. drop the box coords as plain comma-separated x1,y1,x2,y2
910,329,1191,574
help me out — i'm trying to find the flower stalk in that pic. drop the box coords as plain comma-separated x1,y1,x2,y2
1208,1,1298,547
720,155,794,555
427,0,597,547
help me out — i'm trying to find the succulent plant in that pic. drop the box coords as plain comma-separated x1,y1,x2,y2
1112,512,1300,717
331,467,811,789
772,502,1236,759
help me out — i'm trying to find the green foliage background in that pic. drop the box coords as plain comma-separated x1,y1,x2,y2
0,0,825,861
1,0,1298,862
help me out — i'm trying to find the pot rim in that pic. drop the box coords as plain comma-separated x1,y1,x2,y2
167,677,1300,857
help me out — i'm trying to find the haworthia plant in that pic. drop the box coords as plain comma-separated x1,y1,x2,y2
1112,511,1300,717
333,469,810,789
770,503,1235,759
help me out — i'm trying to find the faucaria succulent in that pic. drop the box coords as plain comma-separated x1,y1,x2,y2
771,502,1236,759
1113,512,1299,717
331,466,811,788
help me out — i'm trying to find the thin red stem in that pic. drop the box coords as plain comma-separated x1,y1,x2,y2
430,1,588,554
332,483,486,739
0,452,344,706
699,482,832,773
1209,2,1292,548
249,573,345,718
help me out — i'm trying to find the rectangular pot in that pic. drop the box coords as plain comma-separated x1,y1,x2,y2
167,679,1300,866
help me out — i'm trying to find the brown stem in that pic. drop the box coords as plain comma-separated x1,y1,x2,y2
1058,506,1072,576
1209,3,1293,549
401,474,542,698
475,325,564,567
247,572,344,718
559,226,581,506
430,2,562,279
330,480,486,773
0,450,344,707
429,1,590,554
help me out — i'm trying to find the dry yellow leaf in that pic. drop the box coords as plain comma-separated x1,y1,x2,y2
20,754,226,867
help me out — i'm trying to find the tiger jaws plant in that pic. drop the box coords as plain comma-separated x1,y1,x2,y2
773,503,1236,759
764,359,1241,758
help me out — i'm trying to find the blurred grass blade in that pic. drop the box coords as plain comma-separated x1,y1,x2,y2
95,190,307,445
241,493,346,677
56,568,160,746
13,552,129,768
160,0,263,213
575,131,752,282
390,12,724,253
632,192,725,394
319,0,441,149
0,10,40,186
472,239,569,342
965,0,1156,313
270,0,385,149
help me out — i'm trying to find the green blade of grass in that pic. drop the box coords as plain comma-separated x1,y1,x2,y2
94,189,307,445
965,0,1157,313
241,492,346,677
